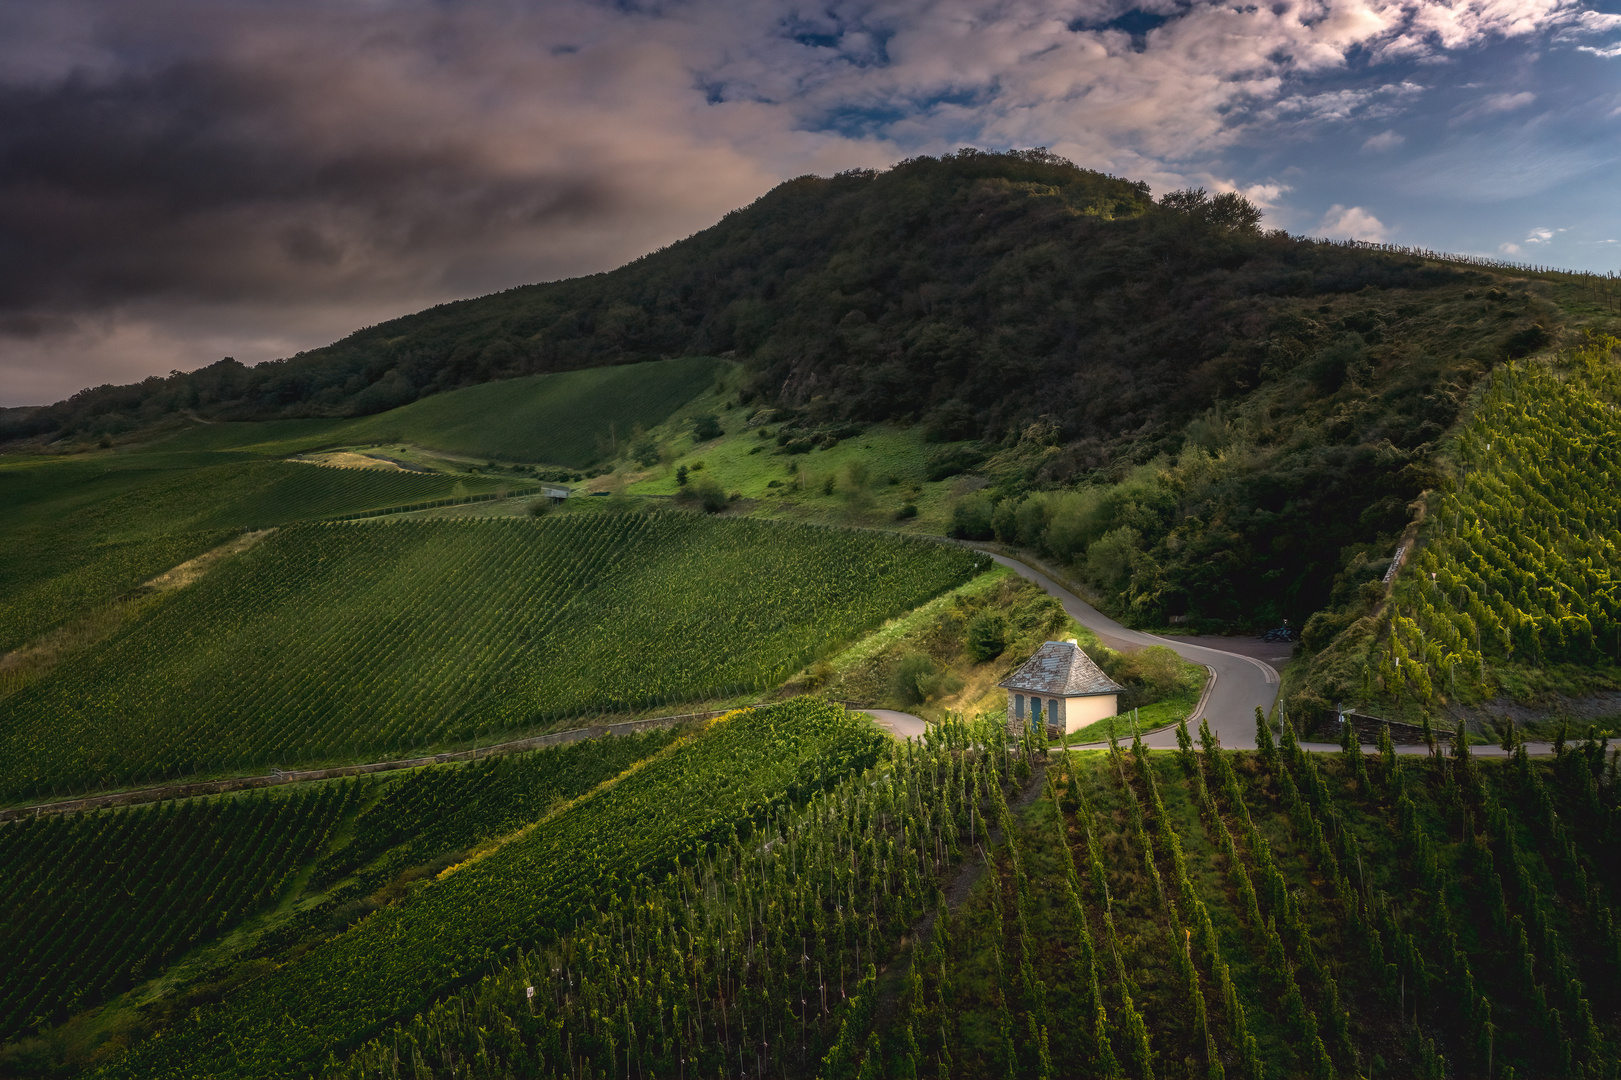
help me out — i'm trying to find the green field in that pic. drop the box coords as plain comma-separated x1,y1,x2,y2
0,513,979,802
0,783,359,1045
154,356,725,467
98,699,885,1079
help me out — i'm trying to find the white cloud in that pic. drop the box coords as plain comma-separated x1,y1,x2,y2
1526,227,1555,243
1362,129,1406,151
1500,242,1522,253
1318,204,1391,241
1578,43,1621,57
1482,91,1538,112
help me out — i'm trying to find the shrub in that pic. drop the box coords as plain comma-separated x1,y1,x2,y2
692,414,724,440
631,437,661,466
888,651,962,706
676,478,729,513
965,612,1008,661
1115,645,1188,704
924,444,986,481
895,503,918,520
949,492,995,539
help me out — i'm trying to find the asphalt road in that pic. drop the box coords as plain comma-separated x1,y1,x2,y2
977,550,1281,749
863,709,928,740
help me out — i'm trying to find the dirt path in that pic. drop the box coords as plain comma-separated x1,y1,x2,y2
0,708,737,822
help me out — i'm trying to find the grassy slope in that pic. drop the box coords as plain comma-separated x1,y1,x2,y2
154,356,725,468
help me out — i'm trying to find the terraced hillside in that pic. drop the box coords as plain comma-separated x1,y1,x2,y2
0,514,979,802
1295,335,1621,725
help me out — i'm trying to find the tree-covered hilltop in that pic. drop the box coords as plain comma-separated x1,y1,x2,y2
5,148,1542,451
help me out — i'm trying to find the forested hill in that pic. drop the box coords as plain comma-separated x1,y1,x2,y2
2,148,1552,456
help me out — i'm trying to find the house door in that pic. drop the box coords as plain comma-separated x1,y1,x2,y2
1030,697,1042,733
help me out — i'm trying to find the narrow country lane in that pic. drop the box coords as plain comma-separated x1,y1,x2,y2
975,549,1280,749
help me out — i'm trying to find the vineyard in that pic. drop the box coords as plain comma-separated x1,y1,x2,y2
0,514,978,802
0,529,231,654
96,699,888,1078
0,782,359,1046
0,452,515,658
316,716,1621,1080
311,726,686,887
1304,336,1621,719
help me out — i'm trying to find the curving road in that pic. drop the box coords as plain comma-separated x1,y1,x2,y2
974,550,1281,749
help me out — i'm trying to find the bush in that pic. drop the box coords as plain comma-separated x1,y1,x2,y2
1085,526,1143,594
965,612,1008,662
692,414,724,440
949,492,995,539
1115,645,1189,704
923,400,978,442
924,444,986,481
895,503,918,520
631,437,661,467
676,478,729,513
888,651,962,707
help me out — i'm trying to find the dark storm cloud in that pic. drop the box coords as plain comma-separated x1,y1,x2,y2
0,59,622,310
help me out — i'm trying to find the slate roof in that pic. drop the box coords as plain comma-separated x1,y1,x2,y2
997,641,1123,697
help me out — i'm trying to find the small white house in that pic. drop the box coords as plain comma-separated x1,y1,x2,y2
998,640,1124,738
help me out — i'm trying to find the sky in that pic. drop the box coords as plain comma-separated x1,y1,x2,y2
1,0,1618,406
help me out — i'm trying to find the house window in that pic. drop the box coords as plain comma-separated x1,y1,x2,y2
1014,694,1024,719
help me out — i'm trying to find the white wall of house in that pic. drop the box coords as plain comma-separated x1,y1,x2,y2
1062,693,1118,733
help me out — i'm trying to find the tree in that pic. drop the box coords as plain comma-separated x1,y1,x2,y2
1159,188,1263,233
692,414,724,441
